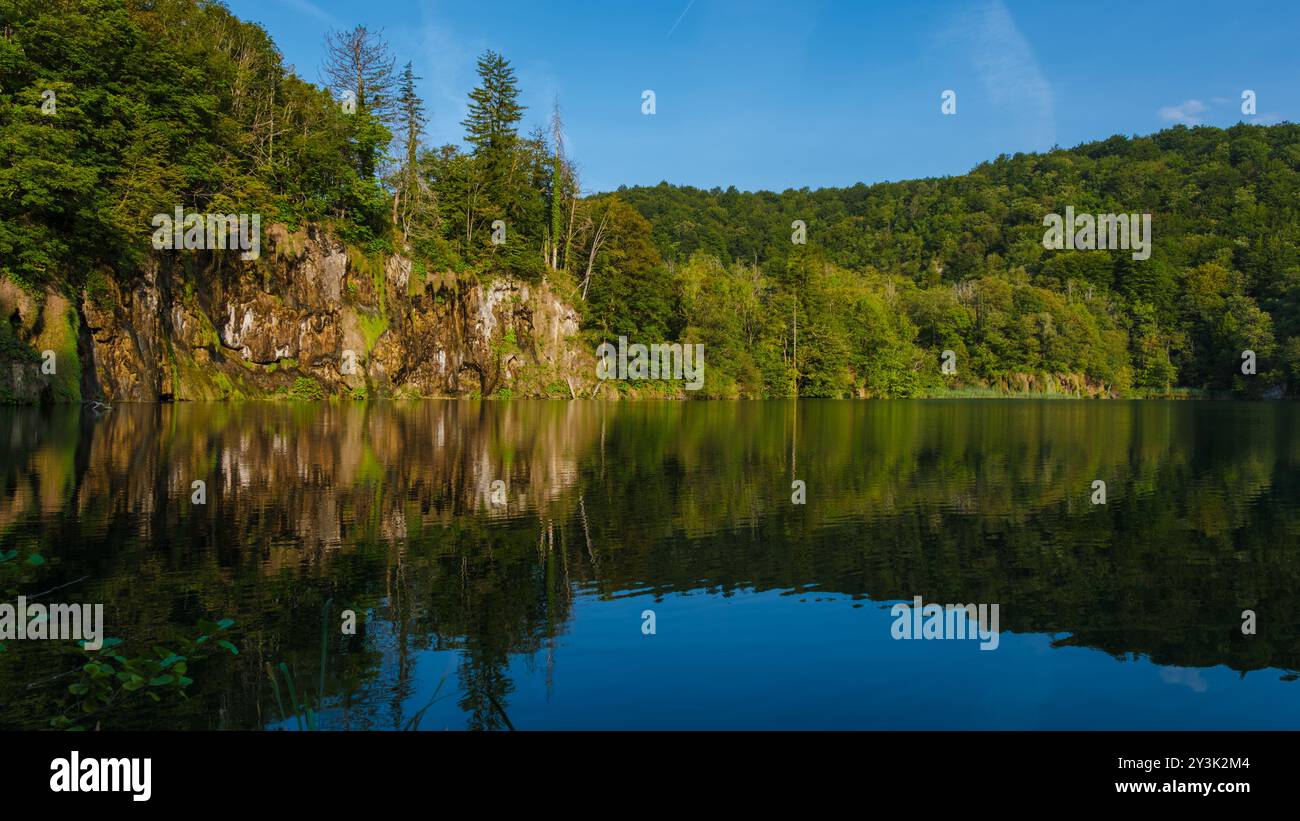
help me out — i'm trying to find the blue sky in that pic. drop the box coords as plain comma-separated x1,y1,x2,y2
224,0,1300,194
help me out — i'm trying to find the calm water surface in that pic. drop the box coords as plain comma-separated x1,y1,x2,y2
1,400,1297,730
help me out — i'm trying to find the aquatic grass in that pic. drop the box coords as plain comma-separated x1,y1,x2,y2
266,663,287,725
265,597,457,731
487,692,516,731
267,661,315,731
402,661,456,731
266,597,331,731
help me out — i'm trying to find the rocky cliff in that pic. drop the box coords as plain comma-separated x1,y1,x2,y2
1,225,587,403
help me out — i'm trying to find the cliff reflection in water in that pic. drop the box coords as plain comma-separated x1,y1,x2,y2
1,400,1297,729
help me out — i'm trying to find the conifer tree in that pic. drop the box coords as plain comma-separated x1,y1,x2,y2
461,50,525,157
398,62,425,171
460,50,528,249
392,61,432,236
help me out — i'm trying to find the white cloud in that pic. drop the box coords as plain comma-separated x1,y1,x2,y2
1159,667,1208,693
401,6,483,149
276,0,341,28
401,3,560,153
1157,99,1207,125
941,0,1056,149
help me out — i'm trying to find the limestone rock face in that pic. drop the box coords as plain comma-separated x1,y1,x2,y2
82,263,168,400
1,281,85,403
2,224,586,403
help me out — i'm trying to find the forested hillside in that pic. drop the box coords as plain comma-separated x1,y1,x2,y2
2,0,1298,400
0,0,593,401
612,126,1300,397
0,0,596,283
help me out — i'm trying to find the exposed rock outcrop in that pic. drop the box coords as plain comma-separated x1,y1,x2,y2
2,224,585,403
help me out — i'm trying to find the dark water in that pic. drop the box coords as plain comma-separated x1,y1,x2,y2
1,399,1298,730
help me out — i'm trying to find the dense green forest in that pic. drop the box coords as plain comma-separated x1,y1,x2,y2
0,0,581,289
613,125,1300,398
2,0,1298,399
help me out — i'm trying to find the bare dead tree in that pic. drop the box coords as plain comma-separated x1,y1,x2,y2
581,202,611,300
547,99,567,270
562,159,584,275
321,25,397,122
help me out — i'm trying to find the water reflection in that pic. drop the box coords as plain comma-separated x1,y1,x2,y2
1,400,1297,729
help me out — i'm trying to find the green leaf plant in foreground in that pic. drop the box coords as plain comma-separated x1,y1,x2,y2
48,619,239,731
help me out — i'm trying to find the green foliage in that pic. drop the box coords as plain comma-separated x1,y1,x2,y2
4,0,1297,401
281,376,325,401
358,312,388,353
49,619,238,731
419,50,556,281
492,327,518,358
84,269,114,310
0,0,387,290
0,318,39,363
615,124,1300,397
461,51,525,154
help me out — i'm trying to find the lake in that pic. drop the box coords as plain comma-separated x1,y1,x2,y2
1,399,1298,730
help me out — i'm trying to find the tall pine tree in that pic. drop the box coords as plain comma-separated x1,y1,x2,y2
460,50,527,256
461,50,524,156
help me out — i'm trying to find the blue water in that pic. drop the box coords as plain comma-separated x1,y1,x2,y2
4,400,1298,730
